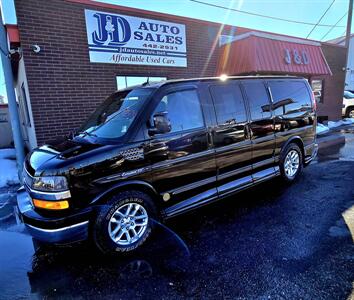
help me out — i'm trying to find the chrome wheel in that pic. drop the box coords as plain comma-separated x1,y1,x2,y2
284,150,300,178
349,109,354,118
108,203,149,246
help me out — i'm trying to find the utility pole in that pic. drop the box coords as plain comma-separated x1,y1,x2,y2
345,0,353,49
0,9,25,180
344,0,353,91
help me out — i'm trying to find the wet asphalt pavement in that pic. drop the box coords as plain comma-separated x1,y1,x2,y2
1,128,354,299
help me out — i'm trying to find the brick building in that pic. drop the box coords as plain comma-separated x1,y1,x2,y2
7,0,347,149
327,34,354,92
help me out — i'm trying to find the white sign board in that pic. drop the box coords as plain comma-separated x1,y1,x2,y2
84,9,187,67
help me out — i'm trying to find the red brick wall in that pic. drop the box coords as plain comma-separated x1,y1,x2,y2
315,44,346,121
15,0,225,145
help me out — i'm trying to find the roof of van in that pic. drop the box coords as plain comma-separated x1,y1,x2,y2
116,75,306,92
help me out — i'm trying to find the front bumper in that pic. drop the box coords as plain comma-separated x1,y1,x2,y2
16,187,91,244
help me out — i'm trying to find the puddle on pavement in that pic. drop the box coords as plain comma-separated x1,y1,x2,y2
0,231,34,299
0,193,17,226
0,213,192,299
27,225,191,299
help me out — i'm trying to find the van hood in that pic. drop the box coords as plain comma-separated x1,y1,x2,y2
25,137,110,176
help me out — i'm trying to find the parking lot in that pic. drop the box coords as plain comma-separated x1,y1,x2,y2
0,127,354,299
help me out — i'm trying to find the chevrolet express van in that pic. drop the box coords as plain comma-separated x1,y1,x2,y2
17,76,318,254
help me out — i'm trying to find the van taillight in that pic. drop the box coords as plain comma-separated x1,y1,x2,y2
311,91,317,111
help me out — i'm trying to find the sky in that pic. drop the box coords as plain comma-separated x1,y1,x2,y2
0,0,353,102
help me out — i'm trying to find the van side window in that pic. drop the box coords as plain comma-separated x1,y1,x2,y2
242,81,271,120
153,89,204,133
209,83,247,124
268,81,312,116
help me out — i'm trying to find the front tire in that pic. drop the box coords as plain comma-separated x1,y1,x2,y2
93,190,157,255
280,143,303,183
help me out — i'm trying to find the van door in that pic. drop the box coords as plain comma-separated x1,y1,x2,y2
147,84,217,217
241,80,276,178
209,81,253,196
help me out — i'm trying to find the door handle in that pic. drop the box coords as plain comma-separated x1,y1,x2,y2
245,125,253,139
207,129,213,146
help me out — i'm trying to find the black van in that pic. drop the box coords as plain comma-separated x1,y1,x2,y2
17,76,318,254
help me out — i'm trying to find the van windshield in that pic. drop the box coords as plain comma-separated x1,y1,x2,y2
78,88,154,139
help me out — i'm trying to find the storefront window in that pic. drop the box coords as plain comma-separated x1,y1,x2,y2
311,79,324,103
116,76,167,90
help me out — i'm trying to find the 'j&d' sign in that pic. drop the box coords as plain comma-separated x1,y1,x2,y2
84,10,187,67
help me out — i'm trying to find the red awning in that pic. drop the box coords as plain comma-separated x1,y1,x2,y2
217,32,332,76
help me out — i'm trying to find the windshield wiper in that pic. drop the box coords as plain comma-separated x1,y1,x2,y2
77,131,97,138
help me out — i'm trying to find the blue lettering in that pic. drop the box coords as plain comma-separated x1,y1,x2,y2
92,13,131,46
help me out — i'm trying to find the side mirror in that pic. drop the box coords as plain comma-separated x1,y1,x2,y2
148,112,171,135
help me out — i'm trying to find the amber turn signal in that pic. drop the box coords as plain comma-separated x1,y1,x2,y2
33,199,69,210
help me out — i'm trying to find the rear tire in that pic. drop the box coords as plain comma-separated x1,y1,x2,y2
279,143,303,183
93,190,157,255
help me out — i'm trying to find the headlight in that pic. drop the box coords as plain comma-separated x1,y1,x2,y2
32,176,68,192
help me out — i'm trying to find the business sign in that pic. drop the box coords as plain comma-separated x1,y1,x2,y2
284,48,310,65
84,10,187,67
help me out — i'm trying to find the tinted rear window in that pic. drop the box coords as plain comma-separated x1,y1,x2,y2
268,81,312,116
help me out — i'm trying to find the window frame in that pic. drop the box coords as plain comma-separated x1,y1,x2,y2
149,85,206,137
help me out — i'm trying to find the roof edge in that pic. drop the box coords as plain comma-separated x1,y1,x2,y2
229,31,322,46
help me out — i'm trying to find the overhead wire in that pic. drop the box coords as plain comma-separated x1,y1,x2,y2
306,0,336,38
320,13,348,41
189,0,346,28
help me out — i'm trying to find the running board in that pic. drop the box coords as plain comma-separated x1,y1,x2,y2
164,166,280,218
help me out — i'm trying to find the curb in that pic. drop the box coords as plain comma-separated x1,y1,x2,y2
317,134,345,149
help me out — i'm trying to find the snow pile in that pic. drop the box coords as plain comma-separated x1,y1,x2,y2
316,118,354,135
0,148,16,160
316,123,330,135
327,118,354,129
0,149,19,188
